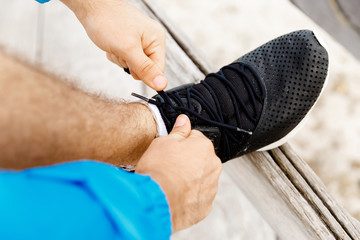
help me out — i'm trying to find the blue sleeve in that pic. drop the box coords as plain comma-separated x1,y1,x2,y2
0,161,172,240
35,0,51,3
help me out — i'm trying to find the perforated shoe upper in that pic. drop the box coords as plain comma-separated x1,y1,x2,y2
236,30,329,155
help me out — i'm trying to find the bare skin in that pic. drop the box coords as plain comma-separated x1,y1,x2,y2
0,52,157,169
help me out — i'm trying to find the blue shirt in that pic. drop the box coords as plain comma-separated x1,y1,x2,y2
0,161,172,239
36,0,50,3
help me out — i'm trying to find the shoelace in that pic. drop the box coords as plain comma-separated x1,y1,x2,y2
132,63,265,159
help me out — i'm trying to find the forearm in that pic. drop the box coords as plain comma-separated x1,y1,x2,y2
59,0,93,20
0,53,156,169
59,0,122,22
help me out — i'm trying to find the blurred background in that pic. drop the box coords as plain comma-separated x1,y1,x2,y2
1,0,359,239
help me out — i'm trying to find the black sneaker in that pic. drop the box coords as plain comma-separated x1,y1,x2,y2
133,30,329,163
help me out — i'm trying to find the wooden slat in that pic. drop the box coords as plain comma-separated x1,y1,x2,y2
225,151,336,240
290,0,360,60
137,0,360,239
280,144,360,239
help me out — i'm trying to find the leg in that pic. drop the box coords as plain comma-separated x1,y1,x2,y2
0,52,157,169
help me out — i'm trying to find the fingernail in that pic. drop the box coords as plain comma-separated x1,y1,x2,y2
174,115,187,127
153,75,166,89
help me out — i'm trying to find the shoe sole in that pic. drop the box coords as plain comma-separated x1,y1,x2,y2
257,30,330,152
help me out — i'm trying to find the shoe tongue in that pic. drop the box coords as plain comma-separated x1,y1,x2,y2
201,64,262,131
197,75,235,121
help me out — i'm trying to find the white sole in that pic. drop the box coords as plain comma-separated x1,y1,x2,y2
257,30,330,151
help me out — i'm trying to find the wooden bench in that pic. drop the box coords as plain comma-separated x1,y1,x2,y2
290,0,360,61
1,0,359,239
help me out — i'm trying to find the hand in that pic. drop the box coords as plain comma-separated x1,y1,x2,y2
62,0,167,91
135,115,222,232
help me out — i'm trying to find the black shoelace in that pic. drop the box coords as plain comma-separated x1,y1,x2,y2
132,63,265,159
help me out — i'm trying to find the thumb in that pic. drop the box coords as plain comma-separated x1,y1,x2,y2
169,114,191,139
126,47,167,91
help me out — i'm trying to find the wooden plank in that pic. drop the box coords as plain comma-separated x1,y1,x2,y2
280,144,360,239
290,0,360,60
225,152,336,240
139,0,360,239
226,147,360,240
337,0,360,30
226,147,360,239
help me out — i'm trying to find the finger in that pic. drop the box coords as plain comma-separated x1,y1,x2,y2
106,52,117,64
188,131,217,156
208,156,222,176
125,47,167,91
169,114,191,139
107,53,127,68
129,68,140,80
143,24,166,72
188,129,207,139
145,39,166,72
148,49,166,73
116,56,128,68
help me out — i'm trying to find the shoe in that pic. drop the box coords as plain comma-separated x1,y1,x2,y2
133,30,329,163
